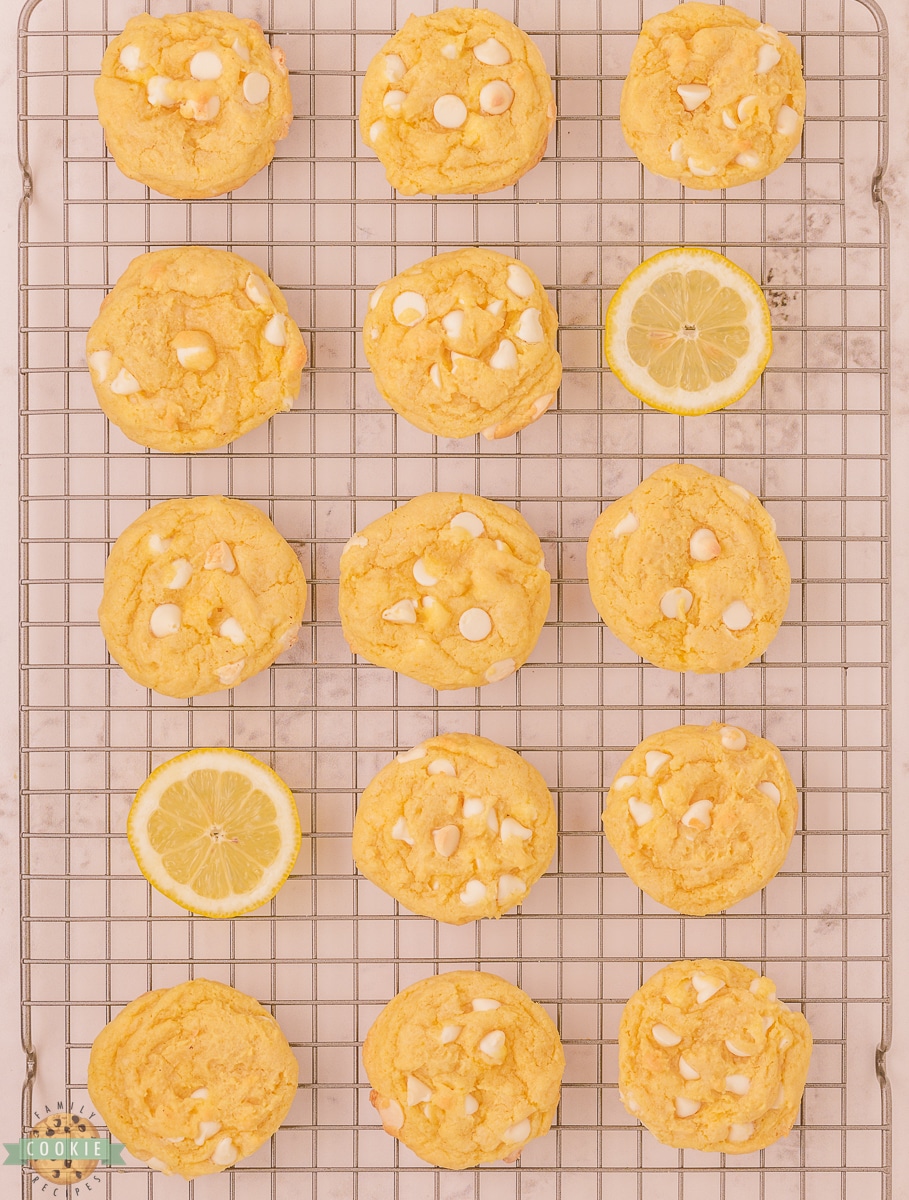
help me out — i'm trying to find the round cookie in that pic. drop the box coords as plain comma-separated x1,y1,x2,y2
99,496,306,699
364,248,561,440
621,4,805,190
359,8,556,196
95,11,293,199
87,978,298,1179
353,733,556,924
603,723,797,915
364,970,564,1169
586,464,790,673
339,492,550,690
87,248,306,453
619,959,812,1154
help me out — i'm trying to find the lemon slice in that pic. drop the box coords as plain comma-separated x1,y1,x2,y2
605,247,772,415
127,748,301,918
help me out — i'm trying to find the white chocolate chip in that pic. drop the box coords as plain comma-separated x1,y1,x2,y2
180,94,220,122
368,285,385,312
406,1075,432,1106
506,264,535,299
393,291,427,326
374,1095,404,1131
728,1122,754,1143
725,1039,752,1057
450,511,485,537
487,808,499,834
110,367,140,395
472,998,501,1012
450,351,473,368
441,309,465,339
485,659,515,683
194,1120,222,1146
758,781,781,805
720,725,747,751
460,879,487,905
500,817,532,841
737,95,759,122
497,874,525,904
391,816,414,846
675,1097,701,1118
88,350,112,381
690,528,721,561
776,104,799,136
204,541,236,573
479,1030,506,1057
515,308,544,344
490,339,518,370
670,138,685,163
150,604,181,638
384,54,406,82
692,972,725,1003
382,599,417,624
147,76,176,106
614,775,637,789
480,80,514,115
530,393,554,419
652,1023,681,1047
243,72,270,104
264,313,286,346
342,535,368,555
728,483,753,502
190,51,223,81
486,298,504,316
173,330,216,371
613,511,639,537
645,751,670,777
756,44,781,74
681,799,713,831
763,1015,775,1032
459,607,492,642
722,110,738,131
432,825,460,857
219,617,246,645
628,797,654,827
146,1157,169,1172
473,37,511,66
723,601,753,631
166,559,192,590
503,1117,531,1142
735,151,762,170
462,798,485,818
773,1085,786,1109
190,1088,209,1099
687,159,719,178
725,1074,751,1095
429,363,441,387
215,660,245,687
677,83,710,111
428,759,456,777
434,94,467,128
756,23,781,42
679,1056,700,1081
661,586,693,619
393,745,426,768
441,43,458,59
118,44,144,71
369,120,384,142
210,1137,238,1167
440,1024,462,1044
412,557,439,587
780,1035,792,1050
244,275,270,307
464,1094,479,1115
383,89,407,115
232,39,250,61
748,978,762,994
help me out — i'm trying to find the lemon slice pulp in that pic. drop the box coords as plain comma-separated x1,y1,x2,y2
605,247,772,415
128,748,301,918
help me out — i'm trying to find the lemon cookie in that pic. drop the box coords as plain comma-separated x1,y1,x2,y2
339,492,550,690
364,970,564,1169
364,248,561,440
88,978,298,1179
95,11,293,199
87,248,306,453
587,464,789,673
99,496,306,698
354,734,556,924
360,9,555,195
603,724,796,915
619,959,812,1154
621,4,805,190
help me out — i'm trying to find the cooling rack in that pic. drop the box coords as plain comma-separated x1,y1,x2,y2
17,0,891,1196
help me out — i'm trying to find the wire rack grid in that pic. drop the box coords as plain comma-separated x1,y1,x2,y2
17,0,891,1196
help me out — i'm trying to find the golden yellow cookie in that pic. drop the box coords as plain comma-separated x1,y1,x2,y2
603,723,797,915
364,248,561,440
339,493,550,690
621,4,805,189
87,978,298,1179
619,959,812,1154
359,9,555,195
587,464,789,673
87,248,306,453
353,734,556,924
95,11,293,199
99,496,306,698
364,970,564,1169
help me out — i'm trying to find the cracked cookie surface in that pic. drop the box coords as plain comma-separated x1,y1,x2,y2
354,733,556,924
621,3,805,190
364,970,564,1169
603,723,797,915
99,496,306,698
339,492,550,690
359,8,555,195
586,464,790,673
87,978,298,1179
364,248,560,440
619,959,812,1153
87,247,306,452
95,11,293,198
